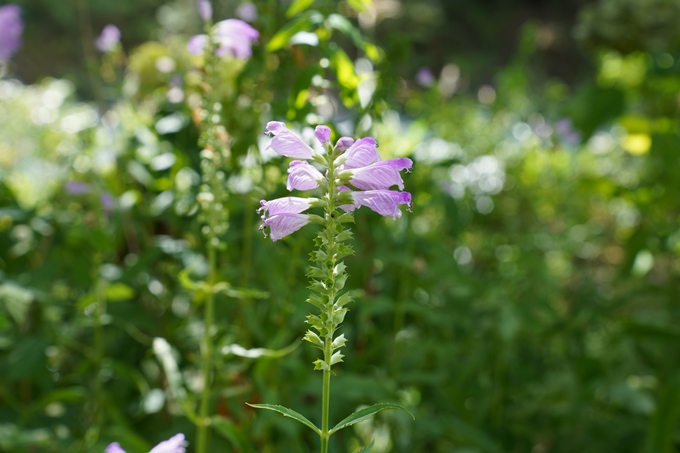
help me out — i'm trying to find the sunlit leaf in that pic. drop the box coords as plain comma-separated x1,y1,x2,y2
286,0,316,18
267,12,324,52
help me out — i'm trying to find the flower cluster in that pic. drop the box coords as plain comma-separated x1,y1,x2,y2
187,19,259,59
259,122,413,241
0,4,23,62
106,434,187,453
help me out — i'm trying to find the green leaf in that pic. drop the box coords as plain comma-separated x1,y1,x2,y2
105,283,134,301
267,12,324,53
646,373,680,453
354,440,375,453
212,415,257,453
246,403,321,434
329,403,415,434
347,0,372,12
331,48,360,90
215,284,270,300
327,14,381,62
286,0,315,17
0,282,32,325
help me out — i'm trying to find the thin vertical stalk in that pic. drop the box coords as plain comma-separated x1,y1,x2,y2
319,147,338,453
197,241,216,453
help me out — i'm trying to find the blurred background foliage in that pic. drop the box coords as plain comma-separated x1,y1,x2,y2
1,0,680,452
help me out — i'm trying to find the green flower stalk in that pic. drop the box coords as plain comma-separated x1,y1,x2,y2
252,124,414,453
188,3,260,452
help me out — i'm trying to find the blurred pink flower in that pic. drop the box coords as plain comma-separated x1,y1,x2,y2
96,25,120,53
0,4,23,61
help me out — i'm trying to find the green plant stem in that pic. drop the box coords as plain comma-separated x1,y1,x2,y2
320,339,332,453
197,241,216,453
320,147,338,453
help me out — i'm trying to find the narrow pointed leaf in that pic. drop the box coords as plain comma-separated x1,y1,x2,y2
329,403,414,435
246,403,321,434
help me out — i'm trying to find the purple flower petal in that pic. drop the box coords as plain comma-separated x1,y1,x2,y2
341,137,381,169
0,4,23,61
66,181,91,195
352,190,412,219
196,0,212,21
236,2,258,22
95,24,120,53
349,157,413,190
214,19,259,58
416,67,435,88
287,161,323,191
335,137,354,151
148,434,187,453
187,34,208,56
315,125,331,144
105,443,127,453
262,213,310,241
259,197,312,216
265,122,315,159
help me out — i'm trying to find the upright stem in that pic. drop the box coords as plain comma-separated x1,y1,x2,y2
320,339,332,453
196,19,220,453
320,146,338,453
197,241,216,453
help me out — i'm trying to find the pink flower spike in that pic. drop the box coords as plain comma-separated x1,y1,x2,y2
335,137,354,151
148,433,187,453
259,197,312,216
352,190,412,219
263,214,310,241
105,443,126,453
287,161,323,191
265,123,316,159
341,137,381,169
315,125,331,144
349,158,413,191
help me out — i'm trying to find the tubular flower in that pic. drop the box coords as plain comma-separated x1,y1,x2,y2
335,136,354,151
350,190,412,219
315,125,331,144
0,4,22,61
344,157,413,191
258,197,314,216
105,434,187,453
337,137,381,169
287,161,324,191
262,214,311,241
266,121,315,159
148,434,188,453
